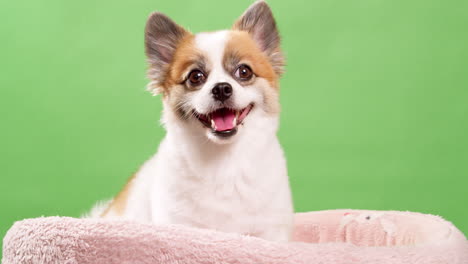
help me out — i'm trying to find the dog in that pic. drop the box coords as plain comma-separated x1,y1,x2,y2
91,0,293,241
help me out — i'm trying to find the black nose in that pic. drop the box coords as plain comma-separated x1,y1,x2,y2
211,82,232,102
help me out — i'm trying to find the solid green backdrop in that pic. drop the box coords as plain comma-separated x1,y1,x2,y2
1,0,467,254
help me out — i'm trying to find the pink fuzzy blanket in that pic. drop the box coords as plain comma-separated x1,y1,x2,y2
3,210,468,264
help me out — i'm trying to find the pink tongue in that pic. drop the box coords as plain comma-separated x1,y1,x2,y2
211,108,236,131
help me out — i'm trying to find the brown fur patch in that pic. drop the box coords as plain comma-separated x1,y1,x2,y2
224,31,279,89
101,174,136,217
159,34,201,95
224,30,281,114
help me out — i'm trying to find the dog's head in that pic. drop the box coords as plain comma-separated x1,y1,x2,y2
145,1,284,144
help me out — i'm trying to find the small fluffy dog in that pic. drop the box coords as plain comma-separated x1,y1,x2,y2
93,1,293,241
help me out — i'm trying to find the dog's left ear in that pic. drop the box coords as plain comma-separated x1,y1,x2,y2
145,12,190,95
233,1,284,75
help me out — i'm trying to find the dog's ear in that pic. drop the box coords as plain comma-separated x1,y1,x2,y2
233,1,284,75
145,12,189,95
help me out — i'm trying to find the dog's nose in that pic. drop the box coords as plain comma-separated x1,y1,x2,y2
211,82,232,102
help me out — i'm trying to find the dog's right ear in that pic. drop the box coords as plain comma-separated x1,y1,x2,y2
145,12,189,95
233,1,284,76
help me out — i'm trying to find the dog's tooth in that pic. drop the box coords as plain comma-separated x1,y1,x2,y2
211,119,216,130
232,116,237,126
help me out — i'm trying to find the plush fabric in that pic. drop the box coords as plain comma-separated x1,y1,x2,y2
3,210,468,264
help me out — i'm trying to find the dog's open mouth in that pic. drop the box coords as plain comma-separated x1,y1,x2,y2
195,104,254,138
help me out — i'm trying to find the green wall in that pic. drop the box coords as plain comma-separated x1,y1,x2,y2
1,0,467,254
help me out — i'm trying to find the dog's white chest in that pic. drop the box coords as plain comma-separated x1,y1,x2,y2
169,164,268,233
137,135,293,239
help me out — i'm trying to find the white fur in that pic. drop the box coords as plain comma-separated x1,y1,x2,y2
95,31,293,241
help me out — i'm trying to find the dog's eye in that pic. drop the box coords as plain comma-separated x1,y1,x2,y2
187,70,206,86
234,64,253,81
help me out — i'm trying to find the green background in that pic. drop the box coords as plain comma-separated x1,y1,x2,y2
1,0,467,254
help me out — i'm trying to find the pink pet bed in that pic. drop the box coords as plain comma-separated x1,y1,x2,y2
3,210,468,264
